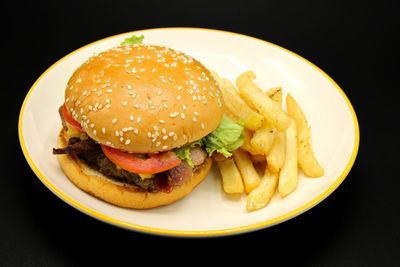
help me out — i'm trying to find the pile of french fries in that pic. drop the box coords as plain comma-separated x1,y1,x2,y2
212,70,324,212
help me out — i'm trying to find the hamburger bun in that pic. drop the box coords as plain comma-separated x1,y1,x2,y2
64,44,224,153
56,128,212,209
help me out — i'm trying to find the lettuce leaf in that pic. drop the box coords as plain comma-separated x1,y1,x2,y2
173,115,245,166
202,115,245,157
120,34,144,46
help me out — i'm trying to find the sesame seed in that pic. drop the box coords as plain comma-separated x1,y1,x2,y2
134,104,140,108
181,113,185,119
130,115,134,121
123,101,127,106
137,117,141,123
120,137,124,142
125,139,131,145
115,131,119,136
162,145,168,150
93,130,97,136
162,136,168,140
201,123,205,129
112,118,117,124
159,120,165,124
168,132,175,136
102,128,106,134
134,128,139,134
156,141,161,147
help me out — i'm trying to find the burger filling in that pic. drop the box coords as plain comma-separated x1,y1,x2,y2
53,105,244,193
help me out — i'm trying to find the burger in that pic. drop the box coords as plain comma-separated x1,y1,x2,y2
53,37,244,209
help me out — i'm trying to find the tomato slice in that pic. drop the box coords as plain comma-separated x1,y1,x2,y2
101,145,182,174
62,103,85,133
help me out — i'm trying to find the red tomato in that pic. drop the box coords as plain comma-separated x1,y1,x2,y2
62,103,85,133
101,145,182,174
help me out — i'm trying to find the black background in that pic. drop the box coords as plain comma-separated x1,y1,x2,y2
3,0,399,266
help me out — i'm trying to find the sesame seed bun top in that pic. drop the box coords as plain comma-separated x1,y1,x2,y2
64,44,224,153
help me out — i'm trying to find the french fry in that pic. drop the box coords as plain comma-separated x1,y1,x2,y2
248,86,283,155
250,122,275,155
246,168,278,211
236,71,291,132
232,149,261,194
241,129,260,155
286,94,324,178
266,130,286,173
278,119,298,198
216,159,244,194
267,87,283,106
218,78,264,130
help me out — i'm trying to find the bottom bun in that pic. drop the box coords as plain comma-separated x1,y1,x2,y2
56,129,212,209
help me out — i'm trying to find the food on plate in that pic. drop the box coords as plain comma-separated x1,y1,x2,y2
214,70,324,211
216,158,244,193
212,71,264,130
266,131,286,173
52,36,244,209
247,168,278,211
278,119,298,197
286,94,324,177
236,71,291,132
232,149,260,194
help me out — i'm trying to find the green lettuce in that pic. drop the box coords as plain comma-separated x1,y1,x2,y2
120,34,144,46
174,115,245,166
202,115,245,157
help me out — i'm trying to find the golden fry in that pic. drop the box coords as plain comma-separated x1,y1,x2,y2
250,121,275,155
219,78,264,130
267,87,283,106
266,130,286,173
247,168,278,211
286,94,324,177
216,159,244,194
241,129,260,155
232,149,261,194
236,71,291,132
278,119,298,198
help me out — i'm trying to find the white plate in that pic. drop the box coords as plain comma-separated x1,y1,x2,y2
19,28,359,237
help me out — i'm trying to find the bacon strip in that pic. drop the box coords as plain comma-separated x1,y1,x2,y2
168,161,193,186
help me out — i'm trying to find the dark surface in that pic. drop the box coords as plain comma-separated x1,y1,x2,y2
3,0,399,266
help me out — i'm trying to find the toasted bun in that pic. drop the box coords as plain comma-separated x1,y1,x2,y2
56,128,212,209
64,44,224,153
